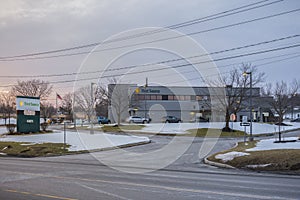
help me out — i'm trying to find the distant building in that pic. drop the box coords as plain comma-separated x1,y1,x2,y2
108,84,273,123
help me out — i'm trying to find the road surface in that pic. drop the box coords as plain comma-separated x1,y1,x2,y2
0,132,299,200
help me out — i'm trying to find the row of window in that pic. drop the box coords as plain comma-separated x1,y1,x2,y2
132,95,209,101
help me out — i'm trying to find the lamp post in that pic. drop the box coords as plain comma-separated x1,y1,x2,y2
243,71,253,141
144,78,148,118
291,93,296,120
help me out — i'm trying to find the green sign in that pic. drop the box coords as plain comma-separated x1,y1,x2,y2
16,96,40,133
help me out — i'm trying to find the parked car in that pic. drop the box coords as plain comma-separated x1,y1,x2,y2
197,116,209,122
162,116,182,123
291,118,300,122
127,116,150,124
97,116,111,124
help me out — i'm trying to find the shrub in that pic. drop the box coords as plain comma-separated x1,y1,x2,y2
40,122,49,131
6,124,16,134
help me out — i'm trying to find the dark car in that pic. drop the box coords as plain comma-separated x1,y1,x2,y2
97,116,111,124
291,118,300,122
162,116,182,123
197,116,209,122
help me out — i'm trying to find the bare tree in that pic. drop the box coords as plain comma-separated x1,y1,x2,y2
11,79,52,98
94,84,109,117
61,93,74,121
40,101,55,131
0,92,15,125
74,86,95,124
108,78,132,126
265,80,299,141
209,64,265,131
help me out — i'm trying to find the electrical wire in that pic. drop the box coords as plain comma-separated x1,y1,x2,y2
0,34,298,78
0,42,299,88
0,0,281,60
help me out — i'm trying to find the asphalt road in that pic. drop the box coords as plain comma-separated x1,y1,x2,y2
0,132,299,200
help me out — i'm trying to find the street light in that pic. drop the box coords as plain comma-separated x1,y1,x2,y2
291,93,296,120
144,78,148,118
243,71,253,141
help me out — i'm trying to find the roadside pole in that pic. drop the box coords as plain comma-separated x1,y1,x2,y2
63,122,66,152
244,126,247,143
240,118,250,143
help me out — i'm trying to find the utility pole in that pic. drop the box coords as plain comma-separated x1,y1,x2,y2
144,78,148,118
243,71,253,141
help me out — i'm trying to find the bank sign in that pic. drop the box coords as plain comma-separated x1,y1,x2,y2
135,88,160,94
16,96,40,111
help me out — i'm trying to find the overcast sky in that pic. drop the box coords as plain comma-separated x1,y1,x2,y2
0,0,299,98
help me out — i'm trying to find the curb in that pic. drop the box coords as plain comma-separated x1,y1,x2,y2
204,142,239,169
87,140,151,153
203,157,235,169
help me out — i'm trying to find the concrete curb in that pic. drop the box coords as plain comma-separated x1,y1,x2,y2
204,142,239,169
88,140,151,153
204,157,235,169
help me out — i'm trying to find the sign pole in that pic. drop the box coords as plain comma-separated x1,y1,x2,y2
64,122,66,152
244,126,246,143
56,93,58,124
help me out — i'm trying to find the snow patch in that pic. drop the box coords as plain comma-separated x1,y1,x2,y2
246,164,271,168
138,122,300,135
20,143,36,146
246,137,300,151
215,151,250,162
0,131,150,151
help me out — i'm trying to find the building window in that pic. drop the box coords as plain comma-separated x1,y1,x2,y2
150,95,157,100
184,95,191,101
156,95,162,100
162,95,168,100
145,95,151,100
177,95,185,101
191,95,196,101
168,95,174,100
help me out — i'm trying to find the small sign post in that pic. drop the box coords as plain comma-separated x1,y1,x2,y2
240,116,250,143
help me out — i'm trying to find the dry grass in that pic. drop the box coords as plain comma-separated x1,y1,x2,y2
207,140,300,172
0,142,69,157
187,128,245,137
99,125,145,132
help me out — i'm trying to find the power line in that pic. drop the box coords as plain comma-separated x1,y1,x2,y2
102,0,283,43
153,52,300,86
50,51,300,93
0,0,281,60
92,8,300,53
1,42,299,88
0,34,298,79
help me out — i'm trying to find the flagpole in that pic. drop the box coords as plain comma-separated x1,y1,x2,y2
56,93,58,124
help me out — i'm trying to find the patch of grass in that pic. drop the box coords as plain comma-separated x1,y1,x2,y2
0,142,69,157
208,141,300,172
100,125,145,132
227,149,300,171
186,128,245,137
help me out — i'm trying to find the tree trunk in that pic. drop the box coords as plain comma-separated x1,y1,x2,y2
223,110,231,132
278,114,283,142
117,112,121,126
